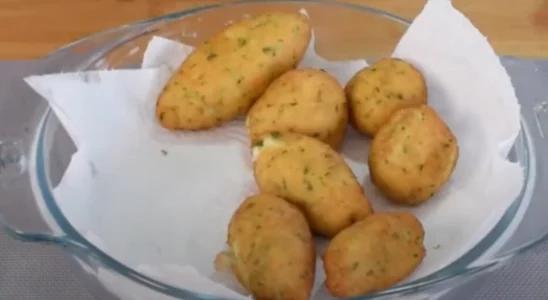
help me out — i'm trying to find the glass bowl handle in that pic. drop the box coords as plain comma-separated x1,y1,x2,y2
0,139,81,246
0,19,154,249
0,64,90,254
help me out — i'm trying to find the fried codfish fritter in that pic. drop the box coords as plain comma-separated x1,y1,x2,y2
215,194,315,300
323,211,425,297
345,58,427,137
246,68,348,150
252,132,373,237
369,105,458,205
156,12,311,130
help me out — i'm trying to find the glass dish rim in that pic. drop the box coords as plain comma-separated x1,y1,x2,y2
26,0,544,299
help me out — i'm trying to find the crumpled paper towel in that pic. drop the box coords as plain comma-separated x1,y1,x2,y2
24,0,524,299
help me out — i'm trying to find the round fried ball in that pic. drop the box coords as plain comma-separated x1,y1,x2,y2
323,211,425,297
368,105,458,205
246,68,348,150
345,58,427,137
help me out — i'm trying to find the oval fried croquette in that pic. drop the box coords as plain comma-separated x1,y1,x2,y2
252,132,373,237
246,68,348,150
215,194,315,300
156,12,311,130
369,105,458,205
323,211,426,297
345,58,427,137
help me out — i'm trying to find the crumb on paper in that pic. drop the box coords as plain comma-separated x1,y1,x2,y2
88,162,98,176
161,149,168,156
433,244,442,250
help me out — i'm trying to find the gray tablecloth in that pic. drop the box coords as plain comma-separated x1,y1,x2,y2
1,60,548,300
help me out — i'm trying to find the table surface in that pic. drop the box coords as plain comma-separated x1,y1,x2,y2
1,0,548,59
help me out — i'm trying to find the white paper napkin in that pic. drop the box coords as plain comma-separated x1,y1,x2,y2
24,0,524,299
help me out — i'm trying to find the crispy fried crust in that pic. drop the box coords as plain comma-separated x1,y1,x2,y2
246,68,348,150
345,58,427,137
156,12,311,130
216,194,315,300
369,105,458,205
323,211,425,297
252,132,373,237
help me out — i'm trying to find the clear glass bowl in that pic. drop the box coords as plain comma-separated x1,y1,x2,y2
1,0,548,299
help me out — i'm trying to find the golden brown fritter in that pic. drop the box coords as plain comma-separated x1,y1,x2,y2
345,58,427,137
323,211,425,297
157,12,311,130
252,132,373,237
369,105,458,205
215,194,315,300
246,68,348,150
